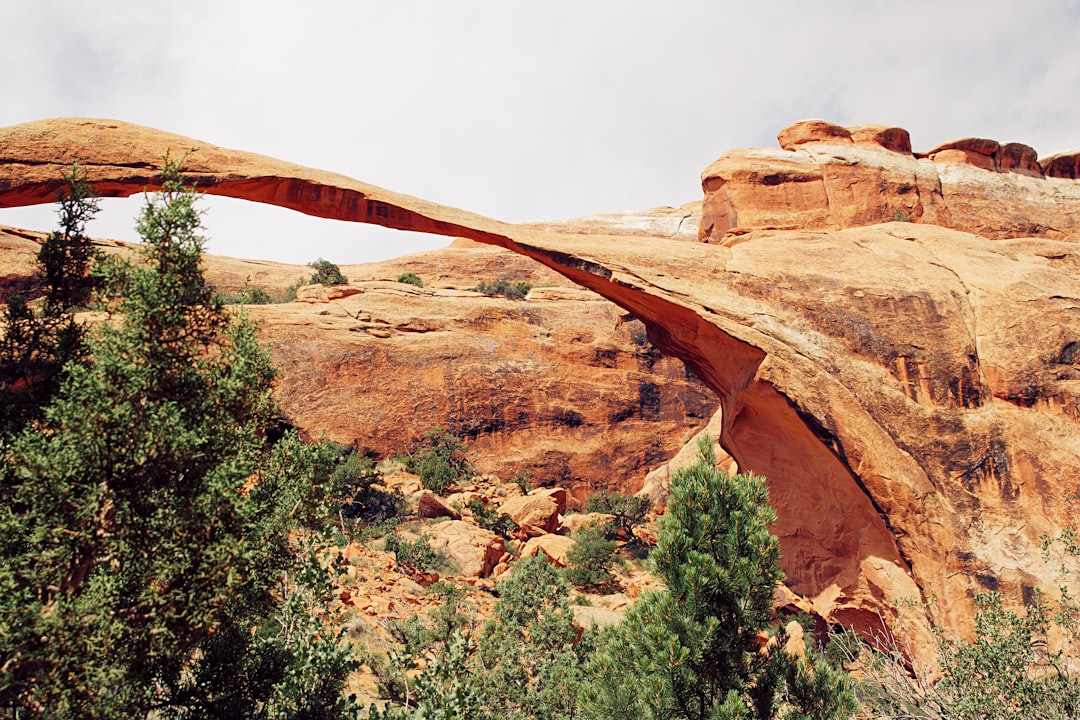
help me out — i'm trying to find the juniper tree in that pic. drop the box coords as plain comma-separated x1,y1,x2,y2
0,159,360,719
0,162,99,434
579,437,855,720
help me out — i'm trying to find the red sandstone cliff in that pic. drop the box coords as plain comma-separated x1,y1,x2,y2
2,117,1079,648
0,224,716,497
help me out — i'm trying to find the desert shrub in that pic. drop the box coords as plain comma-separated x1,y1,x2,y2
214,277,273,305
370,555,591,719
332,447,407,525
474,279,531,300
466,499,518,540
384,533,439,573
564,523,619,590
308,258,348,286
512,471,532,493
407,427,470,495
283,276,306,302
585,489,651,540
397,272,424,287
476,555,590,719
839,529,1080,719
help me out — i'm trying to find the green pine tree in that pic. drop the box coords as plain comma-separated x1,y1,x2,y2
0,158,359,719
579,437,855,720
0,162,100,434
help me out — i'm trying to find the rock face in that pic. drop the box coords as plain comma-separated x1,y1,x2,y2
244,245,716,497
701,118,1080,244
2,117,1079,649
0,227,718,498
421,520,505,578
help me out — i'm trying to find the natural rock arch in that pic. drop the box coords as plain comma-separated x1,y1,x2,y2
4,118,1080,651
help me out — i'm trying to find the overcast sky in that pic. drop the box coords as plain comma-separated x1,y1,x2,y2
3,1,1080,264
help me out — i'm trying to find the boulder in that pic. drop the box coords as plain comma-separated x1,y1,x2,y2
777,119,853,150
416,491,462,520
528,486,569,515
520,533,577,567
559,512,613,536
497,495,559,535
423,520,505,578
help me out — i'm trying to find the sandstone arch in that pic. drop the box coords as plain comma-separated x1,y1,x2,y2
4,118,1080,647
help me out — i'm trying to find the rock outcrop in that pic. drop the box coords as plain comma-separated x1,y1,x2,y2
3,117,1079,650
701,118,1080,244
0,224,717,497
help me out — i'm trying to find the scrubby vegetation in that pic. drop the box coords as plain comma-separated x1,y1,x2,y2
833,529,1080,719
585,489,651,541
309,257,348,285
563,523,619,590
0,161,363,718
473,278,531,300
405,426,471,494
213,276,274,305
396,272,423,287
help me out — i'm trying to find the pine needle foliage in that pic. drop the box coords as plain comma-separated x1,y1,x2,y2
0,159,360,719
0,163,100,433
579,437,855,720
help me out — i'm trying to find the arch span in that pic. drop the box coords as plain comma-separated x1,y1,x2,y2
7,118,1079,651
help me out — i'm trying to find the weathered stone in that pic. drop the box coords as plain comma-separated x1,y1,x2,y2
777,119,853,150
559,512,613,536
520,533,576,567
416,491,462,520
497,495,560,535
423,520,505,578
1040,150,1080,179
528,486,568,515
848,124,912,154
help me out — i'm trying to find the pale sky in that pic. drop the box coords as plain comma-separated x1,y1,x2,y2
3,1,1080,264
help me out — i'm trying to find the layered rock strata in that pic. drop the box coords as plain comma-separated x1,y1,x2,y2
701,118,1080,244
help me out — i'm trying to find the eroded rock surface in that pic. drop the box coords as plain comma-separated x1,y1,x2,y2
701,118,1080,244
3,118,1079,648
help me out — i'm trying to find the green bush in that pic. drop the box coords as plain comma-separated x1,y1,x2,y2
331,447,408,525
406,427,470,495
839,531,1080,719
384,533,439,573
0,163,99,435
214,277,273,305
585,489,652,541
467,498,518,540
0,160,361,718
308,258,348,286
474,279,531,300
397,272,424,287
512,470,532,493
564,523,619,590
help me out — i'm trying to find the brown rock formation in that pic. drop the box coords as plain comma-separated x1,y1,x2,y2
0,223,716,496
3,117,1079,650
520,534,576,567
421,520,506,578
498,495,560,535
416,491,462,520
700,119,1080,242
245,248,715,496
